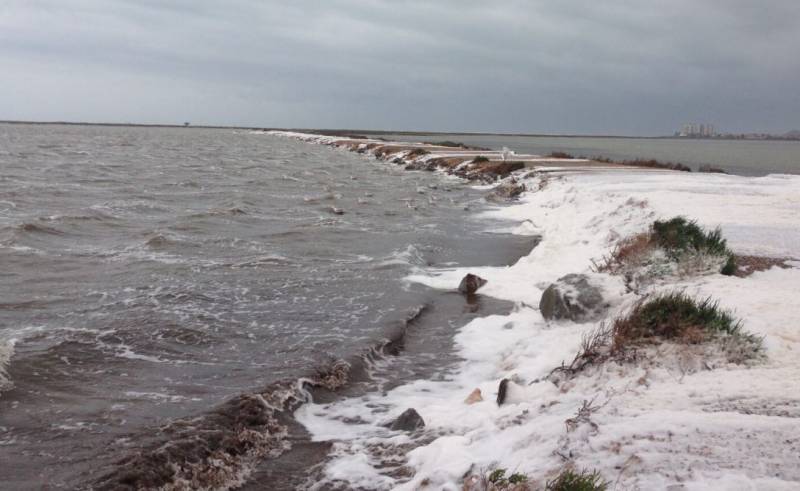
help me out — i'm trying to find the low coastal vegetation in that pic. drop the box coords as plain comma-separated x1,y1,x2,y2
654,217,737,275
597,216,737,278
488,468,528,487
546,469,608,491
430,140,468,147
549,293,763,382
547,151,693,172
415,156,525,182
617,158,691,172
698,164,727,173
611,293,758,350
652,216,728,258
428,140,490,150
269,131,793,488
316,130,387,141
464,467,607,491
405,148,429,159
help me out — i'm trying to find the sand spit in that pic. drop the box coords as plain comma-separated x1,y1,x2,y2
265,130,800,490
264,131,658,180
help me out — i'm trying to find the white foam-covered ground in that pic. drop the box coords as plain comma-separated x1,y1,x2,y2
295,168,800,490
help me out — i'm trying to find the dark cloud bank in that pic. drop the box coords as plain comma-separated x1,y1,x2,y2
1,0,799,135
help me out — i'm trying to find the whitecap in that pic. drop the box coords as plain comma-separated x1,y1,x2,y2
0,339,16,394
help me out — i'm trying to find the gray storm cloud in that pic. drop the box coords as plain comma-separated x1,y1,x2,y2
1,0,798,135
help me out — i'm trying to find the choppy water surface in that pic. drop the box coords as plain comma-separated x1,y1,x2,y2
0,124,533,488
387,133,800,176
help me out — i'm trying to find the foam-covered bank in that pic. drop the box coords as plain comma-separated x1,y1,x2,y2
272,132,800,490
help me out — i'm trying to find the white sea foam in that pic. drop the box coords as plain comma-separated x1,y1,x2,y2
377,244,425,268
123,391,201,403
0,325,52,396
296,170,800,489
1,244,37,253
0,339,15,393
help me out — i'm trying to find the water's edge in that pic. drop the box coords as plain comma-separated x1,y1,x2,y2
74,131,537,489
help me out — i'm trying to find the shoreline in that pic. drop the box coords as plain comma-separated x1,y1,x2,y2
268,131,800,489
5,120,799,142
264,130,667,179
51,133,537,490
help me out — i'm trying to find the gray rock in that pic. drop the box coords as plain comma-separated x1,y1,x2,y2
539,273,607,322
488,180,525,200
458,274,487,295
389,408,425,431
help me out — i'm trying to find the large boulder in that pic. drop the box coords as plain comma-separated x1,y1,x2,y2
389,408,425,432
458,274,487,295
539,273,608,322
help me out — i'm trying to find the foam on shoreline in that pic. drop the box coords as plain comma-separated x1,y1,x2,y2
264,130,623,181
267,131,800,490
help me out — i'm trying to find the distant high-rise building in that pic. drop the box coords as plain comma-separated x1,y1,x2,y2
679,122,715,137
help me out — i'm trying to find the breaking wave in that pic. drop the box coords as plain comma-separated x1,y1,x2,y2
90,305,429,490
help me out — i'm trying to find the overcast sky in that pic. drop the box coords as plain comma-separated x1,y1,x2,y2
2,1,799,135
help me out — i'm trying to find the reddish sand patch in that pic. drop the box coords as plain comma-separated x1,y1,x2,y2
734,255,795,277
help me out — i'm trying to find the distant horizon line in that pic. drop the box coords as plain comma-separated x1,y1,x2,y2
0,119,687,140
1,119,796,141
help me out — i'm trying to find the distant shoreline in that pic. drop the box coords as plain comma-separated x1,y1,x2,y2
1,120,798,142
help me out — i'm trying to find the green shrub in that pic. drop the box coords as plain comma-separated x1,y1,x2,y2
484,468,529,488
721,253,737,276
652,217,726,257
473,155,490,163
611,292,761,352
546,469,608,491
431,140,467,148
488,469,507,484
548,293,763,384
508,473,528,485
602,217,738,276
